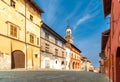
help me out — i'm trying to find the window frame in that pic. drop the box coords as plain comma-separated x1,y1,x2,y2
30,15,33,21
55,49,58,56
10,24,18,38
37,37,39,45
62,51,64,57
10,0,16,8
45,43,49,53
55,38,58,45
45,32,49,40
30,33,34,44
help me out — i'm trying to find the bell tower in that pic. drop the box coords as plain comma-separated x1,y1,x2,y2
65,25,73,44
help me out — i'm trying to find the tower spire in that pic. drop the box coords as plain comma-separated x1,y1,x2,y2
67,20,70,27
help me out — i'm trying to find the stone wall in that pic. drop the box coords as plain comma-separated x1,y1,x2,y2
0,54,11,70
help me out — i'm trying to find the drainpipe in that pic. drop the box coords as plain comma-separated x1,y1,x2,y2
40,21,43,69
25,0,27,70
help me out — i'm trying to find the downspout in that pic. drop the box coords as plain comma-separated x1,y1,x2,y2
25,0,27,70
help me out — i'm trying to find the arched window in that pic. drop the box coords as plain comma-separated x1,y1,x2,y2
67,31,70,35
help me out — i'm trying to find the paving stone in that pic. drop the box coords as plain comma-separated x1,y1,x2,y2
0,71,109,82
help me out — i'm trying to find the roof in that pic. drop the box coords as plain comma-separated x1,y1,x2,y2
66,26,71,30
27,0,44,13
101,29,110,51
81,56,87,60
102,0,111,17
71,43,81,53
41,22,67,43
87,60,91,63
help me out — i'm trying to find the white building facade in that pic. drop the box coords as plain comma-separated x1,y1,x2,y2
66,47,71,70
40,23,66,70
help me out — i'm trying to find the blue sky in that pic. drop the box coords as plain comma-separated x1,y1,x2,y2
35,0,110,67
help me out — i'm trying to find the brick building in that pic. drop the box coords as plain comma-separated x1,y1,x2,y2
100,29,110,74
100,0,120,82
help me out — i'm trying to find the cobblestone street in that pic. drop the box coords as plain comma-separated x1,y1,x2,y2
0,71,109,82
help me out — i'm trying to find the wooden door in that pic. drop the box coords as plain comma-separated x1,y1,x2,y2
12,50,25,69
116,47,120,82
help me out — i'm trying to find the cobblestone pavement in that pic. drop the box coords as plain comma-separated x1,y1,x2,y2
0,70,109,82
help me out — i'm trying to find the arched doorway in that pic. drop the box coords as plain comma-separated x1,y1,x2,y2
12,50,25,69
116,47,120,82
75,62,77,69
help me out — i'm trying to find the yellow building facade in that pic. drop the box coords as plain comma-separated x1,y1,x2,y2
0,0,43,69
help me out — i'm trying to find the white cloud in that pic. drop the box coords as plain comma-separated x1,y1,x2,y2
37,0,62,26
73,0,101,30
73,14,92,30
76,14,91,26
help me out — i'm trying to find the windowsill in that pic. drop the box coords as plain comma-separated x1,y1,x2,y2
9,35,18,39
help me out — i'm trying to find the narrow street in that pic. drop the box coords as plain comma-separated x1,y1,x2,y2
0,71,109,82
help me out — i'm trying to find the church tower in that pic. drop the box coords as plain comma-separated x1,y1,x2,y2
65,25,73,44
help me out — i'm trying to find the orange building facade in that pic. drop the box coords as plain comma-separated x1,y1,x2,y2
66,43,81,70
70,44,81,70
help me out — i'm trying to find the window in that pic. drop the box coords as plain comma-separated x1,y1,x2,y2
67,31,70,35
62,51,64,57
55,38,58,45
55,49,58,55
71,53,73,58
37,38,39,45
45,32,49,40
30,34,34,44
10,25,17,37
62,43,64,47
61,61,64,65
30,15,33,21
45,44,49,52
35,54,38,58
56,60,57,64
10,0,15,8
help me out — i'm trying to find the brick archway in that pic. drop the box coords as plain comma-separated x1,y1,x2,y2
116,47,120,82
11,50,25,69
